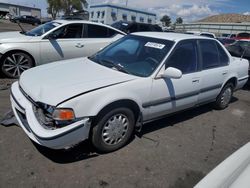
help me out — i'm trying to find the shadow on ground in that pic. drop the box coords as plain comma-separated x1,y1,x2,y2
33,140,99,164
243,83,250,91
140,97,238,136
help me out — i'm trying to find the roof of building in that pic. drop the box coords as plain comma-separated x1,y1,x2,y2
89,3,156,17
132,32,211,41
0,2,41,11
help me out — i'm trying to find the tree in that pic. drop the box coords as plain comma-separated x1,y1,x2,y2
175,17,183,24
160,15,171,27
61,0,88,15
47,0,61,19
47,0,88,19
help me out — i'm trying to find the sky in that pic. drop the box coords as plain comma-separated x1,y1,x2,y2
1,0,250,22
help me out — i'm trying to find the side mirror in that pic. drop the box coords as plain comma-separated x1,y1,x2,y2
161,67,182,79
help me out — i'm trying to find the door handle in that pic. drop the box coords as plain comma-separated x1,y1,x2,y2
75,43,84,48
192,79,199,83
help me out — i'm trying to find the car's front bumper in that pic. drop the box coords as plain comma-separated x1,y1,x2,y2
10,82,91,149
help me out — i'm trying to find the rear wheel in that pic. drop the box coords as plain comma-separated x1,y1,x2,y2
214,83,234,110
1,52,33,78
91,107,135,153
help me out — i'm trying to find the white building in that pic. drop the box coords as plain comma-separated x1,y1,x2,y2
0,2,41,18
89,3,156,25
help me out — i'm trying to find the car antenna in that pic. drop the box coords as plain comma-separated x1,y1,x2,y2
240,43,249,61
17,21,26,34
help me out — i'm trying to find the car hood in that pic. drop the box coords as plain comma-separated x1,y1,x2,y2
0,31,33,43
19,57,137,106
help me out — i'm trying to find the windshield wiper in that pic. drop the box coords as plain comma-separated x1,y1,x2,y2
100,59,131,74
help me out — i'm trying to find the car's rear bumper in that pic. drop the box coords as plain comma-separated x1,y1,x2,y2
10,82,91,149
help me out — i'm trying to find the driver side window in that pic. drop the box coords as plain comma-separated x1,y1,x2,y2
165,40,198,74
52,24,83,39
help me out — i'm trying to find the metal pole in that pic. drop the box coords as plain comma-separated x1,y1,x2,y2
126,0,128,6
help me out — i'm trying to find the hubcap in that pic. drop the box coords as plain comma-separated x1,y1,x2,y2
221,87,232,106
2,54,31,78
102,114,129,145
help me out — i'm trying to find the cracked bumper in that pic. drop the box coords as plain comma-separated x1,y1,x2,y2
10,82,91,149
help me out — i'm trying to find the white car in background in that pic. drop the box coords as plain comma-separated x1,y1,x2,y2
0,20,125,78
10,33,249,152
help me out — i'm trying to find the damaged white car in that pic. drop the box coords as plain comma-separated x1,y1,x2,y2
10,33,249,152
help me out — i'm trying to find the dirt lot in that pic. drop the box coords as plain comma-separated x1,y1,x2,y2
0,21,250,188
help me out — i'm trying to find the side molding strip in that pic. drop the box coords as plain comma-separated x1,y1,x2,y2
142,84,222,108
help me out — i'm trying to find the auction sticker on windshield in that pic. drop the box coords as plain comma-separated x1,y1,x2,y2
145,42,165,49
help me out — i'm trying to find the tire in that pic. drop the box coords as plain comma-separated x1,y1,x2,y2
214,83,234,110
0,52,34,78
91,107,135,153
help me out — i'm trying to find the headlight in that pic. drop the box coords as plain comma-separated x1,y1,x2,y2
52,108,75,121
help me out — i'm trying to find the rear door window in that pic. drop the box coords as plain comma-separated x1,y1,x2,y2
85,24,108,38
199,40,220,69
216,43,229,66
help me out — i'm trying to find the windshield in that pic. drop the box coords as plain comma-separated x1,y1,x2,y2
89,35,174,77
25,21,61,36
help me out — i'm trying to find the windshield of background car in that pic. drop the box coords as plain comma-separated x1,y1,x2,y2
25,22,61,36
89,35,174,77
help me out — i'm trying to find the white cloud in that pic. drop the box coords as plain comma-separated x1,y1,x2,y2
243,12,250,15
89,0,223,22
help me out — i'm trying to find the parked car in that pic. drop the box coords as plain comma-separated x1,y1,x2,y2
226,40,250,84
226,40,250,61
10,15,41,25
234,32,250,40
10,33,249,152
221,33,236,38
217,37,236,47
40,17,53,24
185,31,216,38
111,21,163,34
0,20,125,78
195,142,250,188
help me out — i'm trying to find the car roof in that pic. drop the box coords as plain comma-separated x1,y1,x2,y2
132,32,212,42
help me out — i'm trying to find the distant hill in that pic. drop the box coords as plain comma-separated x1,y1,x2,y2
197,14,250,23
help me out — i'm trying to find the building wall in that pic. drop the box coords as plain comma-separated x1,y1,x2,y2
175,22,250,36
89,4,156,25
0,3,41,18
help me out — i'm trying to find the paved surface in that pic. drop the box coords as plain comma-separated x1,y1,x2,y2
0,20,35,32
0,85,250,188
0,21,250,188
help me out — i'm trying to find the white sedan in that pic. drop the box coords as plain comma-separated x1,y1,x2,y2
0,20,125,78
10,32,249,152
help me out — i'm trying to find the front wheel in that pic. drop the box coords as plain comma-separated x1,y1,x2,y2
91,107,135,153
1,52,33,78
214,83,234,110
